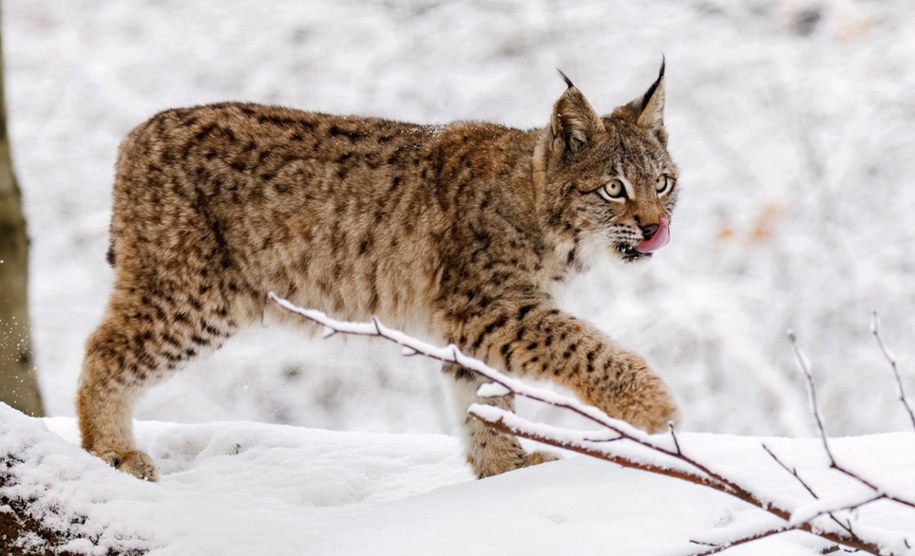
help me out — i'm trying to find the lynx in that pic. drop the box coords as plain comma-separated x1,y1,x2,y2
78,63,680,481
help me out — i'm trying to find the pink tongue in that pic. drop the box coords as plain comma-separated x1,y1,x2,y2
634,216,670,253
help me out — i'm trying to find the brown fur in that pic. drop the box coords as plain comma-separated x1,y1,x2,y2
78,65,680,481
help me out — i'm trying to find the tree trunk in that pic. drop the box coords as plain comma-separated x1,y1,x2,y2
0,7,44,416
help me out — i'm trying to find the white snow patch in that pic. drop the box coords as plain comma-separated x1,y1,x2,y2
4,405,915,554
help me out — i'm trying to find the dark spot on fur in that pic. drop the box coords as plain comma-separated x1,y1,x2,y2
162,333,181,348
191,335,210,347
329,125,366,141
202,323,224,337
194,124,217,142
387,148,404,165
453,367,474,381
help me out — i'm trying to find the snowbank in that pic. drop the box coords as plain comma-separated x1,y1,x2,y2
2,403,914,555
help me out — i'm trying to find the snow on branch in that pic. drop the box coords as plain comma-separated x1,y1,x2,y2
270,293,915,556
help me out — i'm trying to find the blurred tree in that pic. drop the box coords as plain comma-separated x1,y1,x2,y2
0,8,43,416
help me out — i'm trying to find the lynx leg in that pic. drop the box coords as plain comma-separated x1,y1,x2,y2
77,279,244,481
443,362,558,478
443,300,679,435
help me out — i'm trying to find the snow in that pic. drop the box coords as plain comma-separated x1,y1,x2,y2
5,0,915,553
3,402,914,555
476,382,511,398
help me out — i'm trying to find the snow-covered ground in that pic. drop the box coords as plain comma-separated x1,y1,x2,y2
4,0,915,553
3,402,914,555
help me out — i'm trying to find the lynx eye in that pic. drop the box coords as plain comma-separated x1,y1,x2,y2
598,179,627,202
655,174,673,196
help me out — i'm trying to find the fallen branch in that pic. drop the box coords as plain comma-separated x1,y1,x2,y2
469,405,888,555
270,294,913,555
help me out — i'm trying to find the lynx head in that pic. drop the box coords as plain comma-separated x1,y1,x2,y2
534,61,679,265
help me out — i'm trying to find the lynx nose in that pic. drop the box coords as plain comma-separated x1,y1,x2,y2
640,223,659,240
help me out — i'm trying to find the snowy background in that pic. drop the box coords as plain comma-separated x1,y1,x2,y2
8,0,915,437
5,1,915,553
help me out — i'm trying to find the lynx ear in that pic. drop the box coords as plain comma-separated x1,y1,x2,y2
549,70,603,155
614,59,667,143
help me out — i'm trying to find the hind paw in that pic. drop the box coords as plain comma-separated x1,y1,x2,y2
521,450,561,468
99,449,159,481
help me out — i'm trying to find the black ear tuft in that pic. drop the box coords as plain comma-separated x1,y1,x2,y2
556,68,575,89
610,56,666,137
640,56,665,108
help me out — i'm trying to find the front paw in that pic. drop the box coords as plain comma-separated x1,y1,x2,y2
590,359,679,434
623,386,679,434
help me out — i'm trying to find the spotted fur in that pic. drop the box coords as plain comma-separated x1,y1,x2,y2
78,64,680,480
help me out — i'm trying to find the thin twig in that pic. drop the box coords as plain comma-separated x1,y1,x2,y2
762,443,819,499
762,443,857,537
871,311,915,431
687,526,795,556
800,495,884,525
790,330,915,515
787,330,835,465
669,422,682,455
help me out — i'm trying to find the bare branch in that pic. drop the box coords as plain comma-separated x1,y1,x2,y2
270,295,909,556
472,406,890,556
269,292,738,493
762,443,857,537
871,311,915,431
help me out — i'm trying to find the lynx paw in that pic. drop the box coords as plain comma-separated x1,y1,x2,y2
521,450,561,468
98,449,159,481
591,357,680,435
627,397,680,434
470,448,560,478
